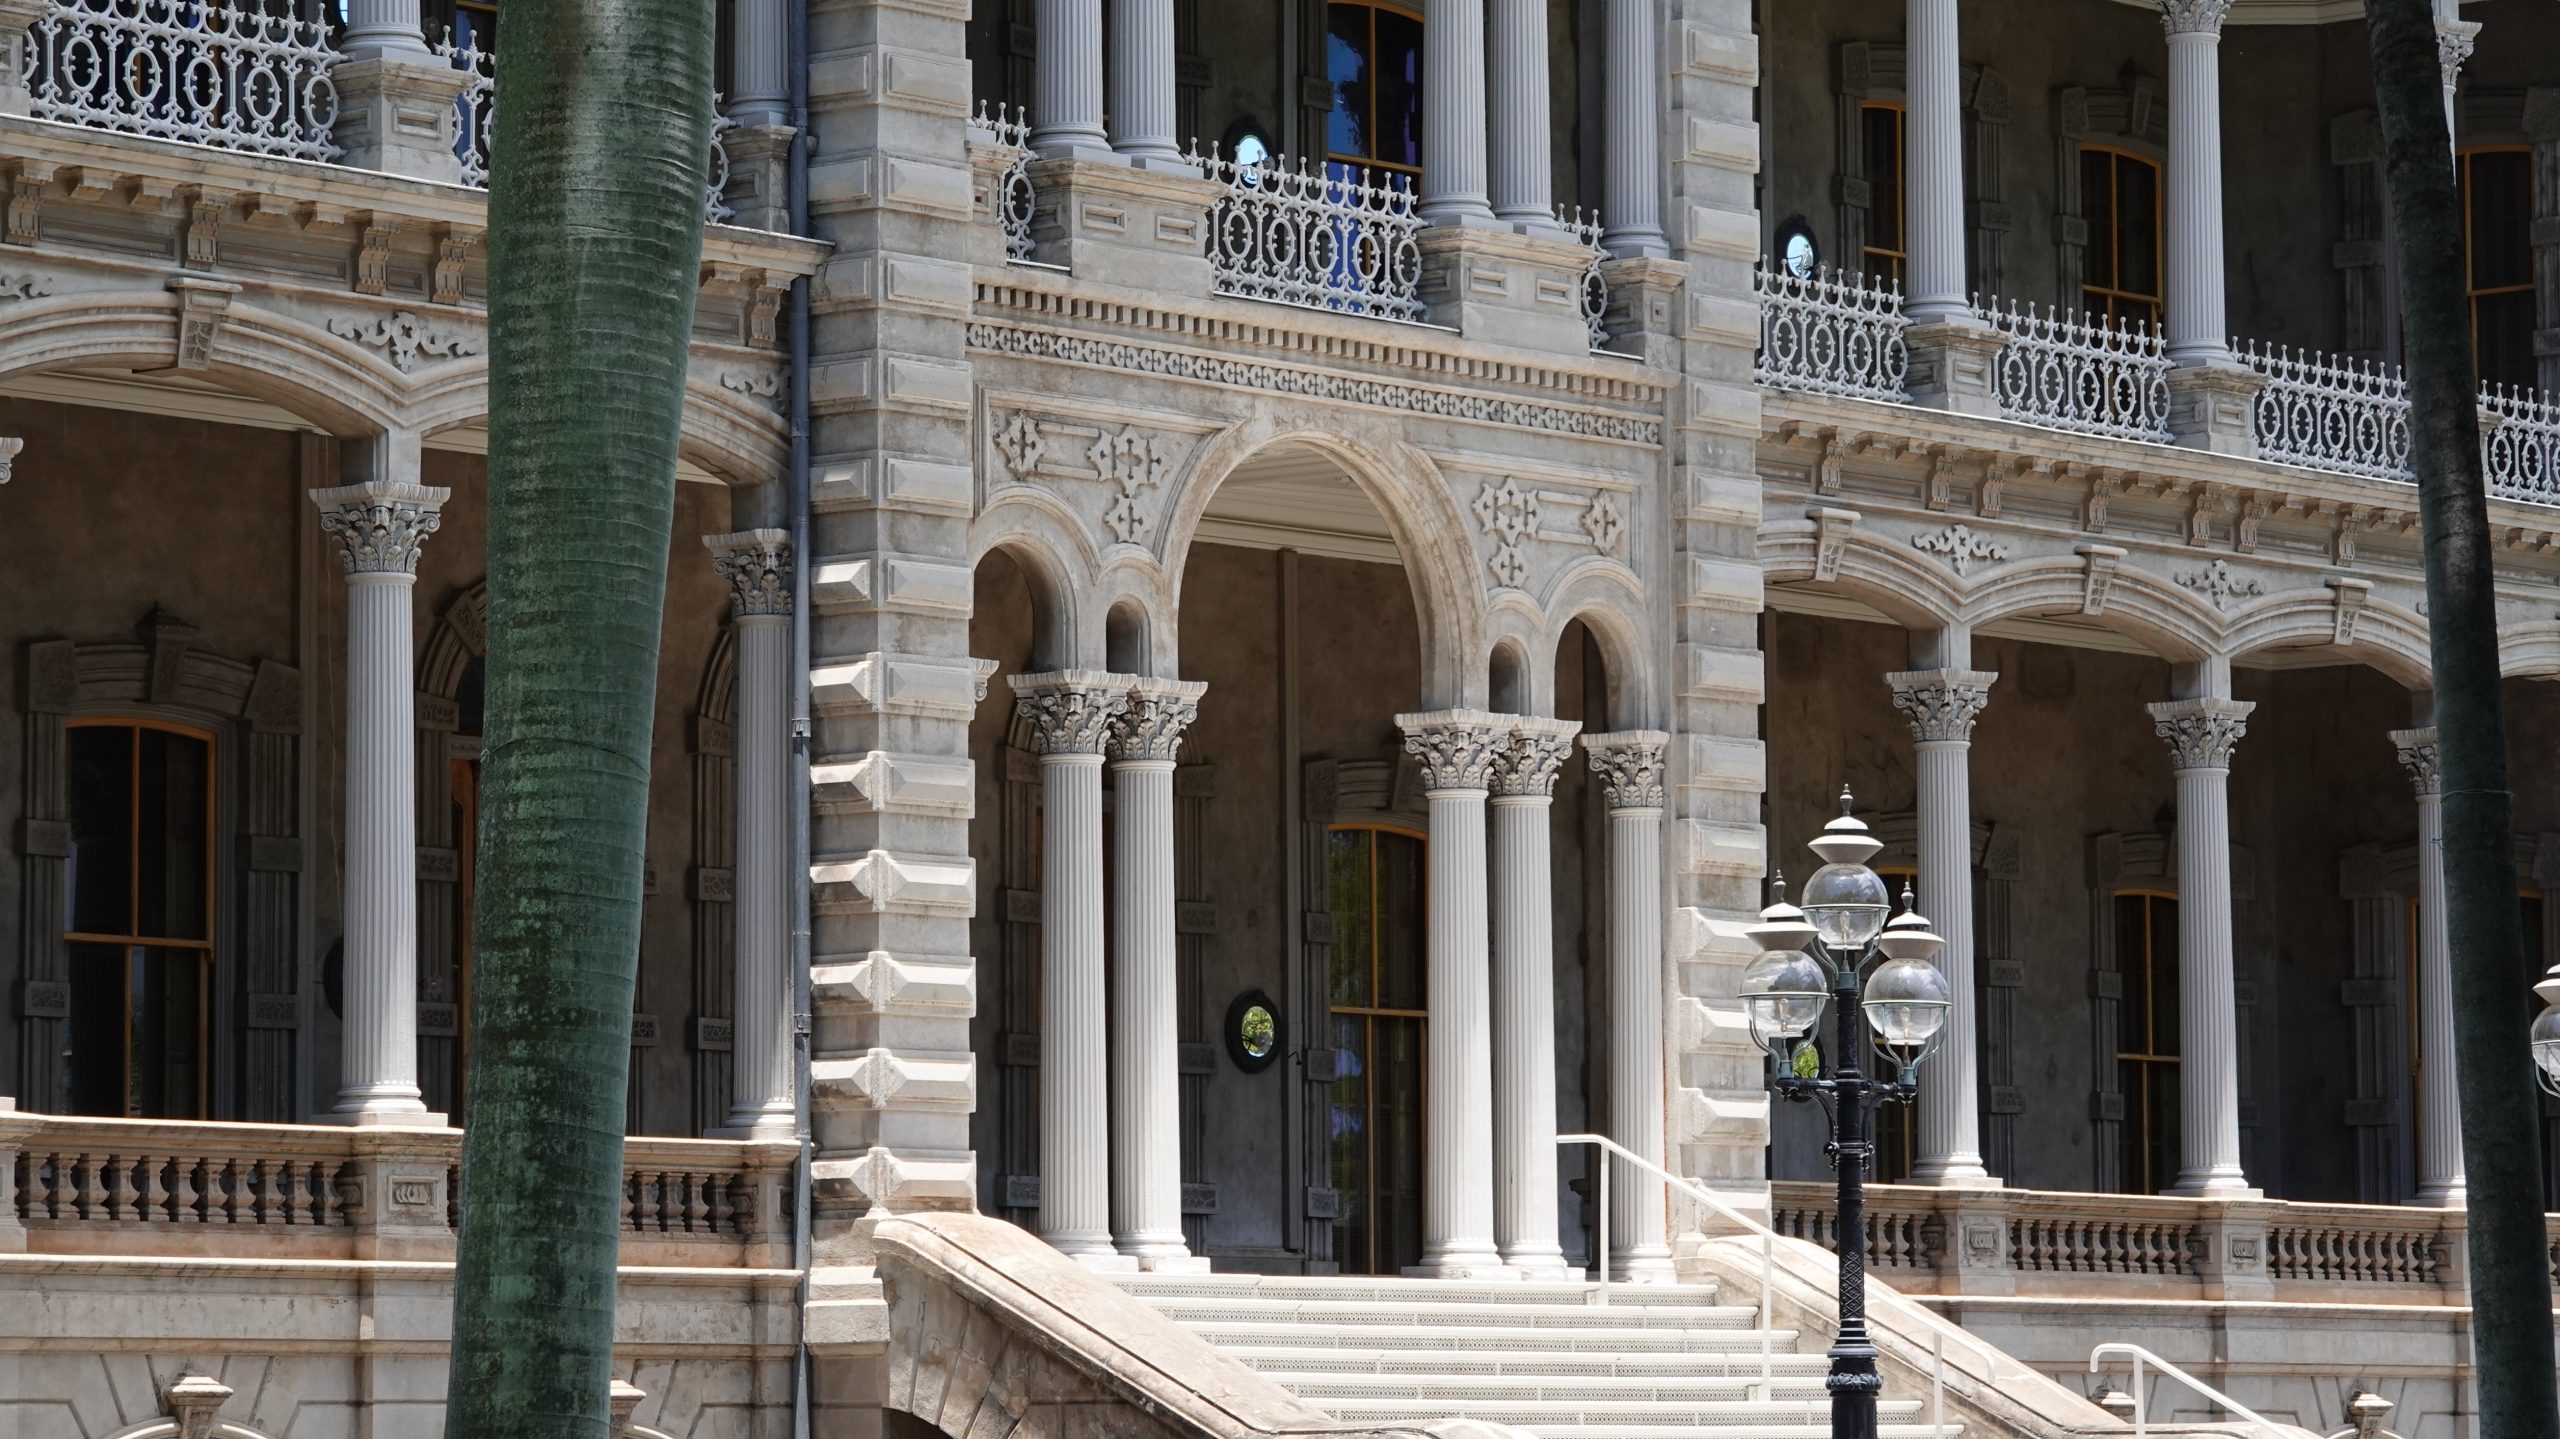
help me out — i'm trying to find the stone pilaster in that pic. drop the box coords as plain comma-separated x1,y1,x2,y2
2395,726,2464,1207
1490,718,1579,1278
1887,668,1997,1187
1108,678,1209,1271
312,451,447,1127
1487,0,1557,233
1012,673,1131,1269
1396,709,1512,1278
707,530,797,1140
1031,0,1111,159
1903,0,1969,324
1586,731,1676,1282
1419,0,1495,227
1600,0,1667,256
1107,0,1184,168
2147,695,2257,1197
2158,0,2235,368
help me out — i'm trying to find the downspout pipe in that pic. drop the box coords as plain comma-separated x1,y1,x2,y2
784,0,814,1428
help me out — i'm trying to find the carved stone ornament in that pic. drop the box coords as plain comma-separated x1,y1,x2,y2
2147,698,2254,772
1580,491,1626,555
1107,679,1207,762
327,310,482,372
2436,18,2479,79
2391,726,2441,798
0,434,19,484
1473,478,1542,588
2176,558,2265,610
705,528,793,617
2157,0,2234,35
1911,523,2011,576
1489,722,1580,798
0,272,50,301
1009,671,1130,756
1396,711,1510,791
313,481,449,575
1584,731,1671,810
1089,426,1175,545
720,366,785,410
1887,669,1997,744
164,1372,234,1439
992,410,1047,477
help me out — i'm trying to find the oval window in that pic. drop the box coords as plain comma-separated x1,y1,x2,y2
1226,989,1283,1072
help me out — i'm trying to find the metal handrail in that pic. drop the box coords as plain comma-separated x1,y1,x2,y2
1556,1132,1782,1396
2089,1341,2283,1439
1930,1327,2008,1439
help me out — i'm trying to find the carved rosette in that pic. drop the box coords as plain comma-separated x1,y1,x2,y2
1108,680,1207,763
2391,726,2441,798
705,528,794,617
2147,698,2254,772
1488,723,1579,799
311,481,448,576
1887,669,1997,744
1583,731,1671,810
2156,0,2233,35
1009,672,1130,757
1396,712,1509,792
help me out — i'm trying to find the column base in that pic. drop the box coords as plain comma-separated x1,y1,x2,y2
325,1105,451,1129
1905,1157,2003,1189
1134,1252,1214,1274
711,1116,800,1142
1609,1249,1678,1285
1407,1244,1520,1281
2414,1181,2467,1208
2165,1171,2260,1200
1500,1244,1574,1281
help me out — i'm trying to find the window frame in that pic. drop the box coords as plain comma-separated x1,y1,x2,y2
1324,820,1430,1276
2079,144,2164,331
2113,887,2179,1195
1858,101,1908,288
1324,0,1426,181
2456,145,2534,390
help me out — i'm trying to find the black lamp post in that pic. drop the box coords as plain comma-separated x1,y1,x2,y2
1739,789,1952,1439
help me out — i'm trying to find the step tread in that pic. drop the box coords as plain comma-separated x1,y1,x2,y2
1229,1351,1833,1377
1309,1397,1933,1420
1285,1379,1835,1401
1175,1323,1797,1350
1144,1298,1759,1324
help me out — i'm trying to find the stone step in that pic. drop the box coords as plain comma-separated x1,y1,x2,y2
1283,1375,1836,1403
1308,1396,1932,1426
1436,1427,1955,1439
1116,1273,1723,1307
1225,1348,1832,1380
1140,1296,1759,1329
1174,1321,1798,1352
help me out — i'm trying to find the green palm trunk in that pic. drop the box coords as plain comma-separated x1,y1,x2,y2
2364,5,2557,1437
443,0,714,1428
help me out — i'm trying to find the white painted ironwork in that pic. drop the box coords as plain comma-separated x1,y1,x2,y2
970,100,1035,264
1977,295,2172,443
435,40,731,224
2236,340,2412,482
1195,144,1426,323
2484,384,2560,506
1753,263,1910,402
1556,206,1611,351
2088,1343,2283,1439
703,105,735,225
23,0,341,161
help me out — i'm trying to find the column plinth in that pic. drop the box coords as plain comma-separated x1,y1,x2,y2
2396,727,2465,1207
1585,731,1674,1283
1491,718,1579,1278
1109,679,1210,1271
1013,671,1132,1268
708,531,796,1140
1887,669,1998,1188
2147,696,2257,1198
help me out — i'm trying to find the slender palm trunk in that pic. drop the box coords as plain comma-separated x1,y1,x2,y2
443,0,713,1428
2364,6,2556,1435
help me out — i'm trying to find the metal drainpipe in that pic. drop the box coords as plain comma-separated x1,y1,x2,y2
784,0,814,1427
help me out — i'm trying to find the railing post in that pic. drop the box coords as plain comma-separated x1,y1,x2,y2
2188,1196,2275,1302
1942,1187,2016,1297
344,1128,459,1261
1905,321,2008,417
0,1100,30,1253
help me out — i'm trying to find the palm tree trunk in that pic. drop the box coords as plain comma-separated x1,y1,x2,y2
442,0,713,1427
2364,6,2557,1435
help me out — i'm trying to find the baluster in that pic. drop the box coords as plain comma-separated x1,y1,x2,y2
75,1153,106,1220
280,1159,308,1226
138,1153,168,1221
620,1172,636,1231
635,1172,660,1231
103,1154,136,1221
685,1173,710,1233
209,1159,238,1224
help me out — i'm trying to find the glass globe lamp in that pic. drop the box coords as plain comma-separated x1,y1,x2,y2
2533,1007,2560,1097
1802,861,1892,952
1740,947,1829,1058
1862,955,1951,1068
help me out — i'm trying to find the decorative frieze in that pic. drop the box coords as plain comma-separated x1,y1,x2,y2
987,410,1187,546
327,310,480,372
1912,522,2010,576
1468,475,1636,588
2176,558,2265,610
0,272,49,301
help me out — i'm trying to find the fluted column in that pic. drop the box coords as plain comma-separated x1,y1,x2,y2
1032,0,1112,159
1109,679,1209,1269
1487,0,1555,232
1420,0,1495,227
1887,669,1997,1186
1904,0,1970,324
1491,718,1579,1278
707,531,795,1139
1600,0,1666,256
338,0,431,60
729,0,790,126
1108,0,1183,167
2396,727,2465,1207
1397,710,1510,1277
1012,672,1131,1266
2147,697,2256,1197
2158,0,2235,366
313,467,447,1126
1585,732,1674,1282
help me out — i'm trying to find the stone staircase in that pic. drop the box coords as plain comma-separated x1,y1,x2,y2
1117,1273,1957,1439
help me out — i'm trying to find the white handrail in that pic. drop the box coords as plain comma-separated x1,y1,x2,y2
1557,1132,1782,1398
1931,1327,2008,1439
2089,1341,2283,1439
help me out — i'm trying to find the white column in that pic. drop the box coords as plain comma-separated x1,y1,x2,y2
729,0,790,127
1012,672,1130,1266
338,0,431,60
1902,0,1970,323
1888,670,1997,1186
1031,0,1111,159
313,460,447,1126
707,531,796,1139
1491,718,1578,1278
1108,678,1209,1270
2158,0,2235,366
2147,697,2256,1197
1487,0,1555,232
1107,0,1183,167
1585,732,1674,1282
2436,13,2478,154
1600,0,1666,256
2396,727,2465,1207
1420,0,1495,227
1397,710,1510,1278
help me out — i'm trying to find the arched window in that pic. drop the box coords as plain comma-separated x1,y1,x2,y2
2113,889,2179,1194
2080,147,2162,330
1326,1,1424,181
64,719,217,1119
2458,146,2534,391
1323,822,1427,1275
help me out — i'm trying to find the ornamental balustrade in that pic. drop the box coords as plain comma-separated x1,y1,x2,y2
1753,262,1911,402
968,100,1036,264
1195,145,1428,323
1555,206,1612,351
22,0,341,161
2235,341,2413,483
1977,295,2174,444
435,40,735,226
2484,384,2560,506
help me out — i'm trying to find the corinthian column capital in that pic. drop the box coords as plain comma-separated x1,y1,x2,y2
2157,0,2233,35
1582,730,1670,810
1396,709,1510,792
704,528,794,617
1887,669,1998,744
1489,718,1581,798
2436,17,2479,78
1107,678,1206,762
311,481,448,575
2147,697,2254,772
1010,670,1131,756
2392,726,2442,797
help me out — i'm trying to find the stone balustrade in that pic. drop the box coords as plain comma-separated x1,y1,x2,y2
0,1106,796,1268
1769,1180,2560,1304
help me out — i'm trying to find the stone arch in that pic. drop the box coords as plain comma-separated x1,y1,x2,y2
970,503,1089,672
1758,518,1966,633
2225,590,2432,689
1158,420,1487,708
2500,620,2560,677
1486,601,1541,713
1965,557,2219,664
101,1423,280,1439
1087,550,1177,678
410,373,790,490
1542,563,1660,729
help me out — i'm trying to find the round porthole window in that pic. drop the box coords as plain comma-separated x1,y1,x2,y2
1775,217,1820,279
1226,989,1282,1073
